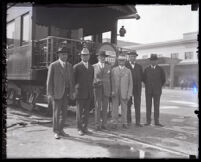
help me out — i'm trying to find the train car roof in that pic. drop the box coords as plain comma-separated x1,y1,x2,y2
32,4,138,36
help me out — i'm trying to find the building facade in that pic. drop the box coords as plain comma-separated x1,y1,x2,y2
126,32,198,88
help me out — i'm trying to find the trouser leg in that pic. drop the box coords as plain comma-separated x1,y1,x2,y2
153,94,161,124
52,99,61,133
121,98,128,125
134,92,141,124
127,97,132,124
112,95,119,125
94,93,101,127
102,96,109,127
76,99,85,131
146,93,152,124
83,98,90,131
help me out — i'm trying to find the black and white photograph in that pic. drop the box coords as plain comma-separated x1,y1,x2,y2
2,2,199,159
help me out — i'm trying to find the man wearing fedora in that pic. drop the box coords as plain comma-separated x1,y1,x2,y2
73,47,94,136
126,50,143,127
47,46,75,139
111,53,133,129
143,54,166,127
93,51,111,131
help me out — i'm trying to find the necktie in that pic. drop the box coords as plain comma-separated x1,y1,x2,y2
85,63,88,69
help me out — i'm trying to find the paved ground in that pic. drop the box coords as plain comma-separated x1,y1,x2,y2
6,88,199,159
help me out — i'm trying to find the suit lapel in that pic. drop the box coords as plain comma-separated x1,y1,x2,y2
103,64,109,74
56,60,64,77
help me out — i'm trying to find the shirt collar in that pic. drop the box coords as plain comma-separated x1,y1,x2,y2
119,65,125,69
129,61,135,65
82,61,88,65
98,62,105,67
59,58,65,67
151,65,156,69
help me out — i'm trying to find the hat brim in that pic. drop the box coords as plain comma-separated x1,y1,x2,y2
129,53,138,56
150,58,158,60
79,53,91,55
57,51,68,54
97,54,109,57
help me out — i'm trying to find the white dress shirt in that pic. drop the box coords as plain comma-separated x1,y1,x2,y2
151,65,156,69
59,58,66,68
119,65,125,70
98,62,105,69
129,61,135,69
82,61,88,69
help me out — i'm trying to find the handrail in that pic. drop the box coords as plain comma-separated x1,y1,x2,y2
37,36,95,44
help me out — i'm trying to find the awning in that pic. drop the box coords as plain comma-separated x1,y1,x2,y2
33,4,139,36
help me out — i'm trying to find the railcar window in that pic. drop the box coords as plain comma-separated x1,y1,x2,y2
21,13,30,45
7,20,15,48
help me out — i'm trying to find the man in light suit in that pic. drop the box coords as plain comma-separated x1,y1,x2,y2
47,46,74,139
93,51,111,131
73,47,94,136
143,54,166,127
111,54,133,129
126,51,143,127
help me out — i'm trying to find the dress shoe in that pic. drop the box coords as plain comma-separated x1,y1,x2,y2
54,133,60,139
59,130,70,137
95,126,101,131
101,126,107,130
122,124,128,129
111,124,117,130
83,129,92,135
144,123,151,126
127,122,131,126
78,130,84,136
135,123,143,127
155,123,164,127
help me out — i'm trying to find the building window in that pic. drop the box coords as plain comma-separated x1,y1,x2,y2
142,55,148,59
7,20,15,48
171,53,179,59
158,54,163,57
184,52,193,60
21,13,30,45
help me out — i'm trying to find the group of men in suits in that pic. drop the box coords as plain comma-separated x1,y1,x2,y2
47,46,166,139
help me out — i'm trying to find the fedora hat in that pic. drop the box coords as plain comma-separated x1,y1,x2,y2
96,51,109,57
150,54,158,60
128,50,138,56
56,46,69,54
79,47,90,55
117,54,127,60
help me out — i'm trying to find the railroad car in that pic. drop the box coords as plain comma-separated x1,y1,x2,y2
6,3,139,113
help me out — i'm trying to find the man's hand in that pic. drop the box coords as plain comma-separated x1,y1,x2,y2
111,91,116,97
70,92,76,100
48,95,54,100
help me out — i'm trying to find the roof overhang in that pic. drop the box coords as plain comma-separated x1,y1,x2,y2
33,4,139,36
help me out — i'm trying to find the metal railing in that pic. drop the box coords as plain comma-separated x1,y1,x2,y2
33,36,97,67
33,36,134,68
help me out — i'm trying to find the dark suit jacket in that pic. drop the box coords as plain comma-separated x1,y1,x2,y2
126,61,143,95
143,65,166,95
47,60,74,99
73,62,94,99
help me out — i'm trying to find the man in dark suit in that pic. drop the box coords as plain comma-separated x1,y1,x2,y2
126,51,143,127
93,51,111,131
73,47,94,136
47,46,75,139
143,54,166,127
